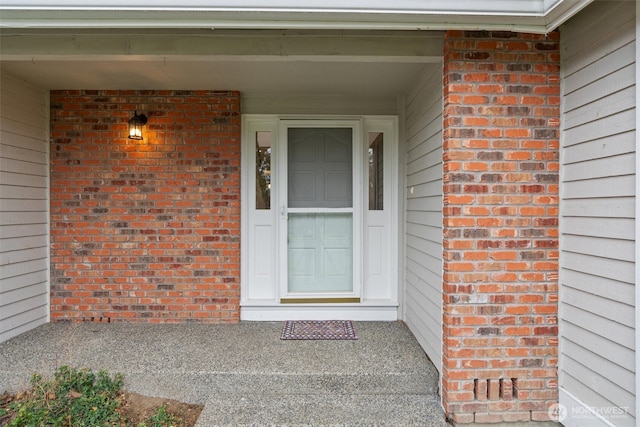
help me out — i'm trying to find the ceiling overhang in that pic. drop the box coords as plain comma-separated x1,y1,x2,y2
0,0,594,103
0,29,443,103
0,0,594,34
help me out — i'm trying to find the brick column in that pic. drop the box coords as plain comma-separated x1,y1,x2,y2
50,90,241,323
442,31,560,423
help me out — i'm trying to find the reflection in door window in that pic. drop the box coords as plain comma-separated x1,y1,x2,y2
368,132,384,210
288,128,353,209
256,131,272,210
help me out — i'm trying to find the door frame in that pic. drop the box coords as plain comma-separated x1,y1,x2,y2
240,114,399,321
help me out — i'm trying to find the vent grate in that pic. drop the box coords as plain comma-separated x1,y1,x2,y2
474,378,515,401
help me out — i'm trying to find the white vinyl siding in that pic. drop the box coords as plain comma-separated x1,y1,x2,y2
402,63,443,374
560,1,636,425
0,73,49,343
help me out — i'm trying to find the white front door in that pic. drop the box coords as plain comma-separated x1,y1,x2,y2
280,123,361,301
241,115,398,320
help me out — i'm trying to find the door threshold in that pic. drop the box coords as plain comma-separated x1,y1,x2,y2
280,297,361,304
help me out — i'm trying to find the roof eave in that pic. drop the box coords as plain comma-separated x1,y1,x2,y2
0,0,596,33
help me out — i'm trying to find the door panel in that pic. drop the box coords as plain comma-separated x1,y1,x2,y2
288,213,353,293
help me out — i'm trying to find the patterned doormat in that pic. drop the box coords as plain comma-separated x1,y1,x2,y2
280,320,358,340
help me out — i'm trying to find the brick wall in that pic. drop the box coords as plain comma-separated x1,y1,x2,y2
50,90,241,323
442,31,560,423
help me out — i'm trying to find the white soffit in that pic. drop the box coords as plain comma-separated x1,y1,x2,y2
0,0,595,33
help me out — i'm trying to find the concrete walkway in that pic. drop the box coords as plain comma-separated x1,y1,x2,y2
0,321,447,426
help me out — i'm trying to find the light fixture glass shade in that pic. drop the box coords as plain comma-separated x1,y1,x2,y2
128,111,148,140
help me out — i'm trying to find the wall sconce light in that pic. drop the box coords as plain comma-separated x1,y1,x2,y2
128,111,148,140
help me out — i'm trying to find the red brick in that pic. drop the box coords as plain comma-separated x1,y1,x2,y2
475,413,504,423
443,29,559,423
450,413,475,424
502,412,531,422
50,90,241,324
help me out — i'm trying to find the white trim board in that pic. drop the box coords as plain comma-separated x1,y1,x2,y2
241,305,398,321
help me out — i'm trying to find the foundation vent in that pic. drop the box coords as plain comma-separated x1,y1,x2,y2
474,378,515,401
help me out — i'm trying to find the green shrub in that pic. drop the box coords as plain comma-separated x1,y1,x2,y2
138,404,182,427
2,366,185,427
7,366,125,426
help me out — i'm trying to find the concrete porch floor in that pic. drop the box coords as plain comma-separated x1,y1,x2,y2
0,321,447,426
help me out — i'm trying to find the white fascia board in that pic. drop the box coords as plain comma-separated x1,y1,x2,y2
0,0,595,33
543,0,595,30
0,0,547,14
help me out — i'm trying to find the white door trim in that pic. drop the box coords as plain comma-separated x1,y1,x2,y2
241,114,398,321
